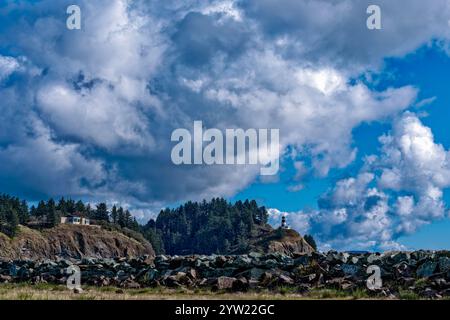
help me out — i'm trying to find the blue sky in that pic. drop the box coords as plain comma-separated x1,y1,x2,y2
233,45,450,250
1,0,450,251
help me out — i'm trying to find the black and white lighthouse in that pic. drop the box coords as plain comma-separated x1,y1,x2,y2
281,216,289,229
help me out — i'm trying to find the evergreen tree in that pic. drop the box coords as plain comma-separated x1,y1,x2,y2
130,217,140,231
47,198,56,212
47,206,59,227
35,200,47,217
57,197,67,215
95,203,109,221
75,200,85,213
0,204,19,237
17,200,29,225
117,207,126,227
85,204,93,218
66,199,76,214
111,205,118,224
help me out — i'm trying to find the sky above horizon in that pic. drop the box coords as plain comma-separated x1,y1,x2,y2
1,0,450,251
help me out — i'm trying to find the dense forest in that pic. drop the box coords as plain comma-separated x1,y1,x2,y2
143,198,269,255
0,194,316,255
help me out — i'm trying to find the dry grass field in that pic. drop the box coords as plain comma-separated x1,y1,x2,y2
0,283,426,300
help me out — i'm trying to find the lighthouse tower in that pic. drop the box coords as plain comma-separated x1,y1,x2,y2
281,216,289,229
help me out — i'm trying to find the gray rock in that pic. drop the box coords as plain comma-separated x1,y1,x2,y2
116,270,129,281
232,277,249,292
9,264,17,277
421,287,439,299
214,256,228,267
350,257,359,264
0,274,12,283
328,252,350,264
233,256,252,269
438,257,450,273
277,274,294,286
264,259,278,269
195,259,210,269
237,267,266,280
81,258,96,265
248,252,263,260
121,279,141,289
260,271,275,285
144,269,159,282
341,264,361,277
215,276,236,290
73,287,84,294
384,252,410,265
417,261,438,278
367,253,382,264
155,255,169,262
293,255,310,266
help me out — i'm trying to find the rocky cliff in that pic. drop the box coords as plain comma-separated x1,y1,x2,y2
231,225,315,256
0,225,155,260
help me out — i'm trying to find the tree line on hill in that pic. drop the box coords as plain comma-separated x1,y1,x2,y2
0,194,317,254
143,198,269,255
0,194,140,237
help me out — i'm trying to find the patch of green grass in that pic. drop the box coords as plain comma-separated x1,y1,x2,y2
305,288,370,300
414,278,428,290
32,283,66,291
73,294,97,300
350,288,370,300
278,286,297,295
94,286,118,293
16,293,34,300
307,289,349,299
128,287,160,295
398,289,420,300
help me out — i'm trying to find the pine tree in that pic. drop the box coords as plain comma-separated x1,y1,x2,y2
85,204,93,218
111,205,118,224
17,200,29,225
66,199,76,214
47,198,56,212
117,207,126,227
95,203,109,221
75,200,85,213
125,210,132,228
57,197,67,215
0,205,19,237
35,200,47,217
47,206,59,227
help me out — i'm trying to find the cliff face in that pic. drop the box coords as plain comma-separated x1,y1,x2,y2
231,225,315,256
0,225,155,261
0,224,311,260
265,229,315,256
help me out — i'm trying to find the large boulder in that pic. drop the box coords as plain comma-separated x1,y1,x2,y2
215,276,237,290
417,261,438,278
